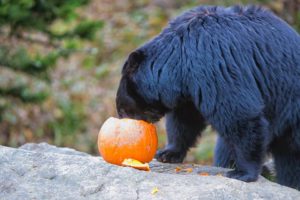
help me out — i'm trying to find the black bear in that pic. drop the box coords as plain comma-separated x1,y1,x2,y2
116,5,300,189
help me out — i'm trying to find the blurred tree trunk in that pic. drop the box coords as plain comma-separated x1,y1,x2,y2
0,122,9,146
282,0,300,25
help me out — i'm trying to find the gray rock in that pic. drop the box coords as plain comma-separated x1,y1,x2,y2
0,143,299,200
19,142,90,157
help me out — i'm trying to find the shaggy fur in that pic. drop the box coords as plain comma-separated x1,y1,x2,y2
116,5,300,189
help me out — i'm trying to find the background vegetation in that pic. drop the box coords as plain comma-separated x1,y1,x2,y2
0,0,299,164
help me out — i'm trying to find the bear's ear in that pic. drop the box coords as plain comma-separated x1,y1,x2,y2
122,50,145,75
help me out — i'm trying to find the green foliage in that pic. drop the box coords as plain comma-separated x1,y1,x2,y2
261,168,276,182
0,45,59,75
72,20,104,40
0,0,90,34
50,99,86,146
0,0,103,146
0,67,49,103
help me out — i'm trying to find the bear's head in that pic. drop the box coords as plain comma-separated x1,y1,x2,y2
115,15,195,123
116,49,170,123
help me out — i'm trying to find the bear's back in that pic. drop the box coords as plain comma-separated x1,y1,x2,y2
167,5,300,97
167,5,300,129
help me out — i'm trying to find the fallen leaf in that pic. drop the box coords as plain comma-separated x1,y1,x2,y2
199,172,209,176
183,168,193,173
122,158,150,171
175,166,182,172
151,187,159,195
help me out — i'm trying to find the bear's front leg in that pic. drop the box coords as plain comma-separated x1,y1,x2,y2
222,116,269,182
214,136,235,168
156,102,206,163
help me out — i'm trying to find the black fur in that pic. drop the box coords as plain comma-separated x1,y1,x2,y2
116,5,300,189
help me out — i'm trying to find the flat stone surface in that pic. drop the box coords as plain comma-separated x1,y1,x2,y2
0,143,299,200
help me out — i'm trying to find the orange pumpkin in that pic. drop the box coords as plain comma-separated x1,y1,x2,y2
98,117,158,165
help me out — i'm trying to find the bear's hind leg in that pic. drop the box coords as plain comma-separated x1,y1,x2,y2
271,127,300,190
219,115,269,182
156,102,206,163
273,152,300,190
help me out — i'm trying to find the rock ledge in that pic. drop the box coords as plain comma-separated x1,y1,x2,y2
1,143,299,200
